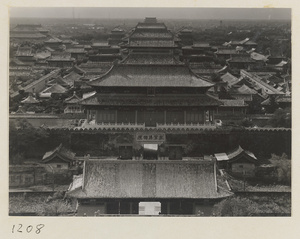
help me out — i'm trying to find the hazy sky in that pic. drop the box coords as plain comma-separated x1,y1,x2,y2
10,7,291,20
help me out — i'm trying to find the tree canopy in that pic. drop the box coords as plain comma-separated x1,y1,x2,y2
9,119,49,164
268,107,291,128
269,153,291,185
213,195,291,216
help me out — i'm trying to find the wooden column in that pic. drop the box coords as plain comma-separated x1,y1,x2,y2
129,202,133,214
135,110,138,124
167,202,170,215
192,202,196,215
184,111,187,125
164,110,167,124
104,202,107,214
118,201,121,215
115,110,118,123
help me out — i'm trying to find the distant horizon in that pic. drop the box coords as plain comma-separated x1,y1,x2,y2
10,8,291,20
10,17,291,21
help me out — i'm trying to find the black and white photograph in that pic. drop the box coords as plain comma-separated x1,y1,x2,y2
7,6,292,219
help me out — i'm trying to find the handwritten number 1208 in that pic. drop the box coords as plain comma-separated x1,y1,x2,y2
12,224,45,234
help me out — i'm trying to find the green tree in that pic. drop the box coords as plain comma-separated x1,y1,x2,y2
269,153,291,185
212,196,291,216
240,118,253,127
9,119,49,164
42,200,72,216
212,197,259,216
268,108,291,128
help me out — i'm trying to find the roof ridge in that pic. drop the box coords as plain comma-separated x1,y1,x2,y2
88,64,115,85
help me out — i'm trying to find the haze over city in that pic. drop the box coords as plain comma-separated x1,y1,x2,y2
10,7,291,20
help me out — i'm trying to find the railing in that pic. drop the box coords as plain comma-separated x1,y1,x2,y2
156,122,216,129
64,109,84,114
77,120,216,130
80,121,146,129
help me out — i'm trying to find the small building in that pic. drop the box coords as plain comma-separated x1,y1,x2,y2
220,72,241,89
44,38,63,50
108,27,126,46
66,48,87,61
250,52,269,63
20,94,40,105
10,69,61,98
215,48,240,60
215,146,258,177
15,46,35,62
39,83,68,99
227,55,257,70
64,92,84,114
217,99,248,115
181,43,213,63
261,95,291,112
63,71,83,87
34,49,51,61
227,146,258,176
240,70,285,97
177,28,193,46
47,52,75,68
230,38,257,49
41,144,76,170
47,76,70,88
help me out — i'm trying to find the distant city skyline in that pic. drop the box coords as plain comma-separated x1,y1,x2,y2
10,7,291,20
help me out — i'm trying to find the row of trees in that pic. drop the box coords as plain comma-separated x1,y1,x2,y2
212,194,291,216
9,118,291,164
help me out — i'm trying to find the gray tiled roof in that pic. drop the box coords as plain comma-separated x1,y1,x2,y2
121,53,182,65
130,32,173,39
79,94,222,107
88,65,213,88
221,72,240,86
129,39,175,47
220,99,247,107
227,146,257,162
41,83,68,94
42,144,75,163
21,95,40,104
67,160,231,199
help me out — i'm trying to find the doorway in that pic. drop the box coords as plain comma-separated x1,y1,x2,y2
139,202,161,215
143,144,158,160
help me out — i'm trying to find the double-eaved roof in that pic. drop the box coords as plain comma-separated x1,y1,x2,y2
67,160,232,199
127,18,176,48
88,64,214,88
